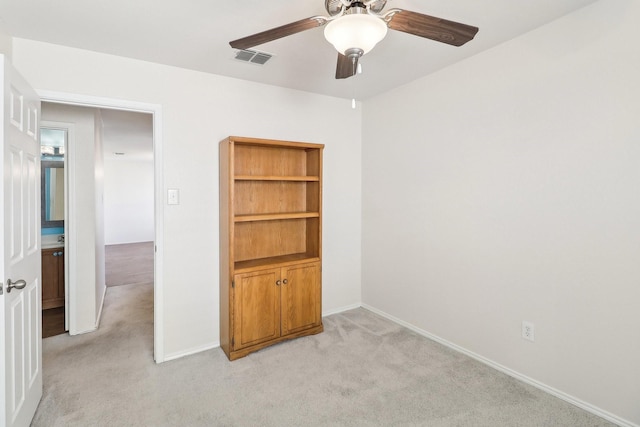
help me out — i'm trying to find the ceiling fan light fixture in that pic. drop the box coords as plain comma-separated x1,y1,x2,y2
324,13,388,56
229,1,478,81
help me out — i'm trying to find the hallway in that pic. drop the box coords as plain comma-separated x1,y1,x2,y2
42,242,154,337
34,282,154,425
105,241,154,287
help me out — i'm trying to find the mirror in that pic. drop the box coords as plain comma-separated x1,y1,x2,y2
40,127,66,229
41,161,64,227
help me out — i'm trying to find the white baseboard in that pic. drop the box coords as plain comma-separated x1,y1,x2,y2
361,304,637,427
322,303,362,317
163,342,220,362
105,240,154,246
69,286,107,336
160,304,361,363
161,303,362,362
69,325,98,335
95,285,107,330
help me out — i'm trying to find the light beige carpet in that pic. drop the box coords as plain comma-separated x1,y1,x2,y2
105,241,154,287
34,283,614,426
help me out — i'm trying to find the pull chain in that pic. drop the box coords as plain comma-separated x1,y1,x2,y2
351,62,362,109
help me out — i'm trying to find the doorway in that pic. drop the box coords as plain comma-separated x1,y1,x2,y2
39,92,164,362
101,109,154,300
40,123,70,338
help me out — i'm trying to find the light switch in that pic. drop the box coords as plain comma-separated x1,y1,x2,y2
167,188,180,205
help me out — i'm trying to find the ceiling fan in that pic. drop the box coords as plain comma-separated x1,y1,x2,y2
230,0,479,79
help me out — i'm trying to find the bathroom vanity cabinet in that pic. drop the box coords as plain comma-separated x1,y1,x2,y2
42,247,65,309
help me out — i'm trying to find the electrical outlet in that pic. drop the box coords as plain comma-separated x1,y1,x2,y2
522,321,535,342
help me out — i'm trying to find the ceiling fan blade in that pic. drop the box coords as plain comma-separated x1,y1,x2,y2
230,17,326,50
387,10,478,47
336,53,357,79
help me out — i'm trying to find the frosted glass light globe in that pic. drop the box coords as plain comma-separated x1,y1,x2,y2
324,14,388,56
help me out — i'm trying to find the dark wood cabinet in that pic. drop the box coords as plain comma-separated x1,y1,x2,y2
42,247,65,309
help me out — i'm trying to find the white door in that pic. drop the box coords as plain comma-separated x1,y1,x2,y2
0,55,42,427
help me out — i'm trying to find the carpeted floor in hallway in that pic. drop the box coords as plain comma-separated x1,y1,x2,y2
105,241,154,287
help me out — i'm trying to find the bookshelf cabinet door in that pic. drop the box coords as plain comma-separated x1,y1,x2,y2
281,262,321,336
233,269,281,350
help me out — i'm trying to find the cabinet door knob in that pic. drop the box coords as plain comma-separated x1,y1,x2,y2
282,279,288,285
53,252,58,257
276,280,281,286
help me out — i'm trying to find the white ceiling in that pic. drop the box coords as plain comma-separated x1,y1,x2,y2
2,0,597,100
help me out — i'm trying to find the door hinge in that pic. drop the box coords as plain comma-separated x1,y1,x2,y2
232,280,235,288
231,337,234,347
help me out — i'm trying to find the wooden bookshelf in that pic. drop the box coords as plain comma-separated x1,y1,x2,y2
219,136,324,360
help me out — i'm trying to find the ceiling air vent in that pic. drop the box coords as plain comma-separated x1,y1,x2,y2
234,49,273,66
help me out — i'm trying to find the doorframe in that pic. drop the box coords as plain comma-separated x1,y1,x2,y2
38,90,165,363
40,120,74,331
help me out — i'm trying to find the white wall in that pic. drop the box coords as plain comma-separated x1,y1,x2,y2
0,27,11,59
362,0,639,425
41,103,104,334
104,157,154,245
12,39,363,359
10,1,639,424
